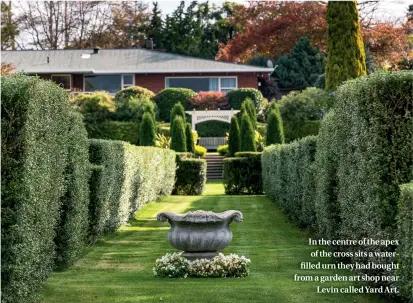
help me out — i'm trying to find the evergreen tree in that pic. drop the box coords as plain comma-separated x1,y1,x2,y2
325,1,366,92
274,37,325,89
170,116,187,152
266,109,285,145
228,116,240,157
240,114,256,152
1,1,18,50
240,98,257,130
139,112,156,146
170,102,186,130
147,2,163,48
185,123,194,153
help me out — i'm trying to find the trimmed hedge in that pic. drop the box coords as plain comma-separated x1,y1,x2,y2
396,183,413,302
217,144,228,156
90,120,140,145
223,152,262,195
226,88,265,116
55,112,91,267
173,154,207,195
171,116,187,152
89,140,176,241
240,114,256,152
262,136,317,228
139,112,156,146
196,120,229,137
154,88,196,122
319,71,413,280
1,74,72,303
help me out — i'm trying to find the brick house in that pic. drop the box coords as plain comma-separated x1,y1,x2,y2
2,48,274,94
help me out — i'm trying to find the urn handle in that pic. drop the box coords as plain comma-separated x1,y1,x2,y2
224,210,243,223
157,212,179,223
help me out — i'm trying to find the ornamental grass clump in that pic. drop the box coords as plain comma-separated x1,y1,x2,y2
153,253,251,278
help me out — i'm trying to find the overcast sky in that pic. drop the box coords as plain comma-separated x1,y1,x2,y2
154,0,412,22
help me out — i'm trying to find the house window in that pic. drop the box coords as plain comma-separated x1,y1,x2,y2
84,74,134,93
165,77,237,93
51,74,71,90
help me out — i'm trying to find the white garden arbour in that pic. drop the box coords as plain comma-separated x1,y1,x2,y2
185,109,240,150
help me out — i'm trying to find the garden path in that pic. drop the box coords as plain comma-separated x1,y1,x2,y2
40,183,383,303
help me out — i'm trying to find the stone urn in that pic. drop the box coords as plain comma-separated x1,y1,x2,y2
157,210,243,260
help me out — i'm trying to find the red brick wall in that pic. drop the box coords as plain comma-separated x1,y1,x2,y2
135,72,259,93
35,72,259,93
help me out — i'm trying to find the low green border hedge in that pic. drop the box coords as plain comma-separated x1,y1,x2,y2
173,153,206,195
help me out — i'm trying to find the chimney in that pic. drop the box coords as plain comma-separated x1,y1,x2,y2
92,46,100,54
145,38,154,50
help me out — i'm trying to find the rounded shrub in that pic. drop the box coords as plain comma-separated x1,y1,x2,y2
188,91,229,110
194,145,207,157
70,91,116,137
266,109,285,145
114,86,155,121
227,116,240,157
185,123,195,153
139,112,156,146
278,87,333,142
226,88,265,115
171,116,187,152
217,145,228,156
240,114,256,152
154,88,196,122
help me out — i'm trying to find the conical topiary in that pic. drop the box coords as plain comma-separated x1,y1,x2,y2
228,116,240,157
139,112,156,146
240,114,256,152
325,0,366,92
185,123,194,153
266,109,285,145
170,116,187,152
240,98,257,129
170,103,186,130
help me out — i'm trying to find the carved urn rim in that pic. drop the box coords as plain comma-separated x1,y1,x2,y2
157,210,243,224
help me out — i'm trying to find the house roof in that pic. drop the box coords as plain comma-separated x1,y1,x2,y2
1,48,275,74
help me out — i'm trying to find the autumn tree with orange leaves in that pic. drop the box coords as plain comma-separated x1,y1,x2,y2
217,1,410,69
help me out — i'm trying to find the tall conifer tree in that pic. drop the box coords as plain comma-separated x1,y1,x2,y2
325,1,366,92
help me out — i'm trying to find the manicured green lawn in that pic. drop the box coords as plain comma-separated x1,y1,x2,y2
40,183,383,303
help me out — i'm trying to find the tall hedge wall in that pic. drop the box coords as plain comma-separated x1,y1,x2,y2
324,71,413,280
89,140,176,241
1,74,72,303
396,183,413,302
55,112,91,267
262,136,317,228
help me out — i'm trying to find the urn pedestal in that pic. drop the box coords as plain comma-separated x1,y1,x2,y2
157,210,243,261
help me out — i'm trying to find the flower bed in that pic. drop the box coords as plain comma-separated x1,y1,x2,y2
153,253,250,278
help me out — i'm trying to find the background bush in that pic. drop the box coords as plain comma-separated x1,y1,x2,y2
55,112,90,267
227,116,240,157
266,108,284,145
217,144,228,156
188,91,229,110
113,86,155,121
262,136,317,228
185,123,195,153
89,120,140,145
223,152,262,194
1,74,73,303
173,154,207,195
278,87,333,142
88,140,176,241
154,88,196,122
240,114,256,152
196,120,229,137
226,88,265,117
396,182,413,302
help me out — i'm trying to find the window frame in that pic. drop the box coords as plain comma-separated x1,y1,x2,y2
51,74,72,91
83,74,135,93
164,76,238,92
